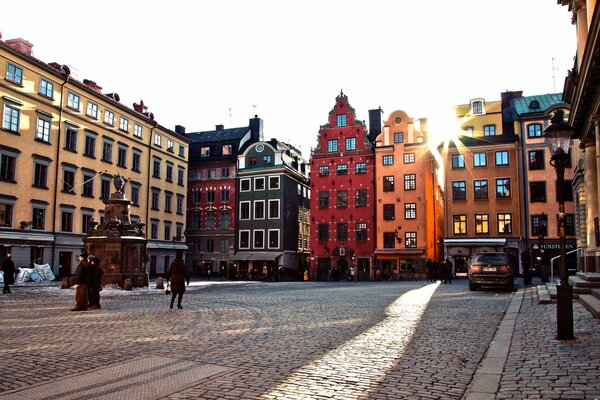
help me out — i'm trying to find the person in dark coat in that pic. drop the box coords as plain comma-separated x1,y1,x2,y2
72,253,91,311
521,250,532,285
87,256,104,309
167,250,190,309
540,249,551,283
443,258,453,284
425,259,433,282
432,260,440,282
1,253,16,294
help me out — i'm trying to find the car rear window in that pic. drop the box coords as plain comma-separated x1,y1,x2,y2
475,254,507,262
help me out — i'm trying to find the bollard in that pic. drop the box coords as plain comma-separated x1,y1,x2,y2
156,276,164,289
61,277,70,289
123,278,132,291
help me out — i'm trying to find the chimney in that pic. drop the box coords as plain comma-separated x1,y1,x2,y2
175,125,186,135
83,79,103,93
133,100,147,114
249,115,263,142
215,124,224,131
368,107,383,142
6,38,33,56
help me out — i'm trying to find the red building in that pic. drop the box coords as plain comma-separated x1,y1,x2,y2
310,92,376,280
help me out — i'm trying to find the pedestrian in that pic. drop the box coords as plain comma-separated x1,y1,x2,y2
350,265,356,281
407,262,416,281
166,250,190,309
540,249,551,283
71,252,91,311
87,256,104,309
432,260,440,282
444,258,453,284
521,250,532,285
1,253,16,294
426,259,433,282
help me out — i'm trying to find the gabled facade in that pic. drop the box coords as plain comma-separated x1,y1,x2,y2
309,92,375,280
0,35,188,277
374,110,443,279
185,117,262,277
234,139,310,280
444,94,522,274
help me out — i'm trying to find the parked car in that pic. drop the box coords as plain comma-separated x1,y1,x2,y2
468,252,514,292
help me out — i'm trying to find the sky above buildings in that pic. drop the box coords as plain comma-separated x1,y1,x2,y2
1,0,576,158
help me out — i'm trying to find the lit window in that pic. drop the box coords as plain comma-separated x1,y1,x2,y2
453,214,467,234
475,214,489,234
498,213,512,234
405,232,417,248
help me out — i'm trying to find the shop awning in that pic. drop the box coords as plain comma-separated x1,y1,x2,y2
0,232,54,243
146,242,188,250
230,252,252,261
249,252,282,261
374,248,425,257
444,238,506,246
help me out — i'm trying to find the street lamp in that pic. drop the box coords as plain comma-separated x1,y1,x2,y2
542,109,574,340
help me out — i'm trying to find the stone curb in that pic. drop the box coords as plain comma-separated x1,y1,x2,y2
464,288,524,400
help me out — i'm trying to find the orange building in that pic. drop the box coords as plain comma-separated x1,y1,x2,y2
374,110,443,279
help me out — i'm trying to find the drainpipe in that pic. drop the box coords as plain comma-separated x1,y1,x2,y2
50,69,70,273
519,119,530,273
145,121,159,237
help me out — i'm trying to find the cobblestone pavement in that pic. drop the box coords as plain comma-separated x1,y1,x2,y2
0,278,594,399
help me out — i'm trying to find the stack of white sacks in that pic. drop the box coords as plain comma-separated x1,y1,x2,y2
0,263,56,283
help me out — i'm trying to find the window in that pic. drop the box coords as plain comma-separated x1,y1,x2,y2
383,175,395,192
405,203,416,219
119,117,129,132
179,145,185,157
221,189,230,202
475,214,489,234
191,190,201,204
166,164,173,182
498,213,512,234
240,202,250,220
318,224,329,241
483,125,496,136
176,225,184,241
102,140,113,163
205,211,215,229
206,189,215,203
404,153,415,163
254,230,265,248
383,232,396,248
345,137,356,151
337,114,347,127
528,150,545,170
336,164,348,175
473,152,487,167
318,166,329,176
33,162,48,188
355,162,367,174
466,126,474,135
268,230,280,248
164,192,172,212
67,92,80,110
152,158,161,178
221,168,230,178
452,154,465,169
253,201,265,219
132,151,141,172
0,153,16,182
495,151,509,166
65,127,77,151
474,180,488,200
394,132,404,143
177,195,184,215
3,103,20,132
530,182,546,202
453,214,467,235
40,79,54,98
404,174,416,190
254,177,265,190
104,109,114,126
222,144,232,155
336,223,348,240
151,190,160,210
134,124,143,138
452,181,466,200
0,202,13,227
117,146,127,167
131,185,140,206
218,210,229,230
383,204,395,220
149,221,158,239
269,176,280,189
355,189,367,207
36,116,51,142
248,157,257,166
336,190,348,208
84,135,96,157
527,123,542,138
82,213,94,235
382,155,394,165
269,199,280,219
318,191,329,208
164,224,171,241
496,178,511,198
32,207,45,230
472,101,483,114
565,214,576,236
327,139,338,153
62,169,75,193
154,134,162,147
100,177,111,200
240,179,251,191
405,232,417,248
239,230,250,249
167,139,174,152
86,102,98,119
6,63,23,84
61,210,74,232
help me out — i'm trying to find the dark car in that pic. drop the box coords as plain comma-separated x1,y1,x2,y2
468,252,514,292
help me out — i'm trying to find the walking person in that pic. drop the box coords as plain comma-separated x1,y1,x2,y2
87,256,104,309
426,259,433,282
167,250,190,309
521,250,532,285
1,253,16,294
72,253,91,311
444,258,453,284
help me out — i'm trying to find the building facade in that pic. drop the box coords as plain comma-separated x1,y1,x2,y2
0,36,188,277
234,140,310,280
309,92,375,280
374,110,443,279
185,117,263,277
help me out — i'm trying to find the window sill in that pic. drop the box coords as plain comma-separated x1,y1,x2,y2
83,154,96,159
1,128,20,135
32,185,49,190
101,159,113,165
0,179,17,184
34,138,52,145
63,148,77,153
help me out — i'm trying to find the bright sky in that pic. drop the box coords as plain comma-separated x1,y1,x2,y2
1,0,575,158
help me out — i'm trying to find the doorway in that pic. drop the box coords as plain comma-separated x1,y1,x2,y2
58,252,72,278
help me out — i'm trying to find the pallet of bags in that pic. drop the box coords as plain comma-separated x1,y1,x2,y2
15,268,34,283
34,263,56,281
0,271,3,284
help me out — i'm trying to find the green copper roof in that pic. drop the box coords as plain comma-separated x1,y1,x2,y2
512,93,566,116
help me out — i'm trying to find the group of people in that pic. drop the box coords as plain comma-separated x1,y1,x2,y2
71,252,104,311
426,258,454,284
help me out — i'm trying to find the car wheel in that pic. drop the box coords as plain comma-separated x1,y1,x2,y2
469,281,477,291
506,281,514,292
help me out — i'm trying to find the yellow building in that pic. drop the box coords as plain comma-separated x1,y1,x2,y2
0,36,188,277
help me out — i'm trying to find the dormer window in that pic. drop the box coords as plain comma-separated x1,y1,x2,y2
472,101,483,114
529,100,540,110
337,114,347,127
